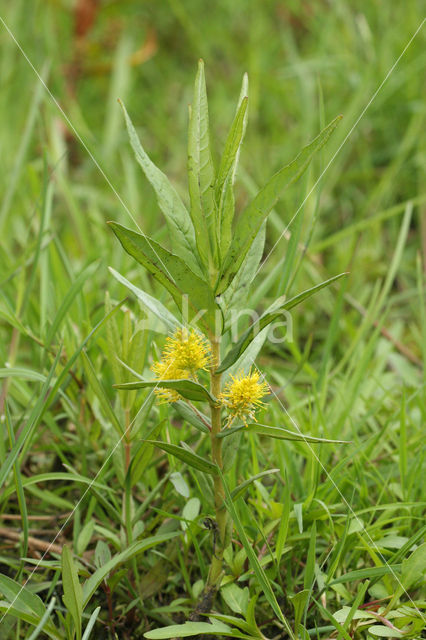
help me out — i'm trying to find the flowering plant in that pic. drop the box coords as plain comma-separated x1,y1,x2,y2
109,60,346,634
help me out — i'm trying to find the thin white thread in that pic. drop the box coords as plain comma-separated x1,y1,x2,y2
0,15,176,285
255,17,425,279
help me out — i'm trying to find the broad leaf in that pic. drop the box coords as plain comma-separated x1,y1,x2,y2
108,222,218,330
217,272,347,372
119,100,201,275
109,267,180,332
147,440,218,475
217,115,342,294
188,59,217,270
114,378,216,404
216,75,249,258
218,423,349,444
61,546,83,640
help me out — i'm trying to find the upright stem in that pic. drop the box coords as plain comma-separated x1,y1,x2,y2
206,336,228,589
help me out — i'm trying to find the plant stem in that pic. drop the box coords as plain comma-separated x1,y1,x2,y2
206,336,228,590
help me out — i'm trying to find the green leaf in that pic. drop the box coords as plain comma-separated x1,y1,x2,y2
216,76,249,258
108,222,218,330
0,601,61,640
367,626,403,637
144,621,251,639
217,115,342,294
289,590,310,631
44,261,99,352
82,350,123,436
230,469,280,502
26,596,58,640
188,59,217,271
119,100,201,275
218,423,348,444
220,222,266,323
114,378,216,404
172,400,211,433
81,606,101,640
327,565,402,586
83,532,179,606
387,542,426,609
0,575,46,619
147,440,218,475
217,272,348,372
61,545,83,640
130,421,164,485
400,541,426,589
109,267,180,332
220,583,249,616
218,469,295,639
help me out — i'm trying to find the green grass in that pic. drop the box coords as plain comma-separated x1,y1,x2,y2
0,2,425,639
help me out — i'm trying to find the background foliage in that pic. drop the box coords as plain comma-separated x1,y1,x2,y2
0,1,425,638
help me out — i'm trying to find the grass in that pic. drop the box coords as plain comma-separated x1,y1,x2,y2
0,1,425,639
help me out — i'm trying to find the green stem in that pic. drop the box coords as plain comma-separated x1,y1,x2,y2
206,336,228,590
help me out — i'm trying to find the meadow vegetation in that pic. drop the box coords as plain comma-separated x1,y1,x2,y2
0,2,425,639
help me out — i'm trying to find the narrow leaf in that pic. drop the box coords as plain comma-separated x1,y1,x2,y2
216,81,249,257
144,621,250,639
218,423,348,444
147,440,218,475
109,267,180,332
108,222,218,330
188,59,217,269
217,272,347,372
217,115,342,293
114,378,216,404
172,400,211,433
61,546,83,640
231,468,279,502
119,100,201,275
220,222,266,322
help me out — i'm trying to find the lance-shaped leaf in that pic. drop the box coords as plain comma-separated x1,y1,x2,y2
216,115,342,294
188,59,217,270
172,400,211,433
217,423,349,444
231,468,280,502
119,100,202,276
108,222,218,330
147,440,218,475
217,272,347,372
109,267,180,332
220,222,265,323
216,75,249,259
144,620,246,639
114,378,216,404
62,546,83,640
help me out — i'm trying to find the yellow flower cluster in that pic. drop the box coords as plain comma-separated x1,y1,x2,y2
219,369,269,426
151,328,211,403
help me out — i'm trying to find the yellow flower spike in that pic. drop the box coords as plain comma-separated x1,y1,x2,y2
151,358,188,403
162,328,211,375
150,328,211,404
219,368,269,426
